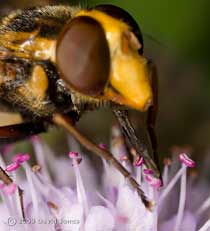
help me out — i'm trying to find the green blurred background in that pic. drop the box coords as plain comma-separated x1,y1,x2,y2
1,0,210,162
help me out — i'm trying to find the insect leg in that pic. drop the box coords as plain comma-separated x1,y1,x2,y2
52,113,153,210
112,108,160,179
0,122,46,139
147,61,162,181
0,166,25,219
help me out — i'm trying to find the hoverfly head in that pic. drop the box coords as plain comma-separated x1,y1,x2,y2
56,5,153,111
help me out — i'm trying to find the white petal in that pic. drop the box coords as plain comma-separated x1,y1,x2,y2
85,206,115,231
0,203,12,230
102,161,122,189
116,184,154,230
59,203,83,231
27,202,55,231
116,184,145,215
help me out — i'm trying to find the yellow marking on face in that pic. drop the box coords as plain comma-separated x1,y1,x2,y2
75,10,153,111
110,54,152,111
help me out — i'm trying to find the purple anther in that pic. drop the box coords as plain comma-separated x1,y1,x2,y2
143,169,154,175
145,175,162,188
133,156,144,167
5,162,20,172
99,143,107,150
68,152,79,159
150,178,162,188
179,153,195,168
13,153,30,163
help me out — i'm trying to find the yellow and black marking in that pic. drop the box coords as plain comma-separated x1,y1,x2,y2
0,6,80,61
0,5,153,119
0,6,80,119
0,6,111,119
0,59,54,117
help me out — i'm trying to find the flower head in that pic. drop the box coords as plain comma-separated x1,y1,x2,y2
0,126,209,230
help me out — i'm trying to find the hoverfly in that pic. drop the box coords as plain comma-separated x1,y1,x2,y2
0,4,160,209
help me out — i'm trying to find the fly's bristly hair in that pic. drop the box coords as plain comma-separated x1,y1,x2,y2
76,0,89,11
70,89,110,112
0,5,100,122
0,58,55,118
0,5,80,60
0,4,152,123
0,5,80,33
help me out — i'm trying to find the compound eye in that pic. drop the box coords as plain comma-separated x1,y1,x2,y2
93,4,144,54
56,16,110,96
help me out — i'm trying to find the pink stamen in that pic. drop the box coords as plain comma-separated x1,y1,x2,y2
99,143,107,150
151,179,162,188
162,158,172,185
69,152,82,166
164,158,172,166
5,162,20,172
145,175,152,182
143,169,154,175
31,137,52,183
22,162,39,217
133,156,144,167
72,156,88,217
12,153,30,163
72,158,82,166
3,183,17,195
159,166,186,205
145,175,162,188
179,153,195,168
174,165,187,231
68,151,79,159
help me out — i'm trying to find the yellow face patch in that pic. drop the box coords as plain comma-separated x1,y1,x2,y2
75,10,153,111
111,54,152,111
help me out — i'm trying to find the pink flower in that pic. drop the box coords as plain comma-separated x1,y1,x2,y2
0,125,209,230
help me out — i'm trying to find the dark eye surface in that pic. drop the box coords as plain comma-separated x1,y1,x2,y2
92,4,144,54
56,16,110,96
